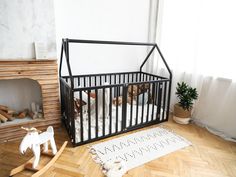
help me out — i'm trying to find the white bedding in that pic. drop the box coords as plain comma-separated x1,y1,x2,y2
74,104,166,143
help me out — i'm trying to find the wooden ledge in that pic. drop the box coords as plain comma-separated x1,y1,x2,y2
0,59,57,62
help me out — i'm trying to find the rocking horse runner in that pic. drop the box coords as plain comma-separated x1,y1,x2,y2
9,126,68,177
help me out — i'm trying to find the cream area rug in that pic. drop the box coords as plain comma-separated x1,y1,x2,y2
89,126,191,177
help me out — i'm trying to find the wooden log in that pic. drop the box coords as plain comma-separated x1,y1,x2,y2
17,109,28,119
0,105,8,112
28,111,34,119
7,109,16,115
8,117,15,121
0,110,14,121
0,114,8,122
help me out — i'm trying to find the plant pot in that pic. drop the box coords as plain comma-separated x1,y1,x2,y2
173,103,191,124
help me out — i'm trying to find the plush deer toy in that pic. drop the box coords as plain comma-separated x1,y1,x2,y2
19,126,57,168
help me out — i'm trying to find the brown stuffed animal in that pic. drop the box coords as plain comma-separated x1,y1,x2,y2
112,84,150,106
128,83,149,96
74,91,96,113
112,96,123,105
112,96,132,106
74,98,87,114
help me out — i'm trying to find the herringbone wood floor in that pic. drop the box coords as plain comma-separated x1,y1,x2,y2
1,117,236,177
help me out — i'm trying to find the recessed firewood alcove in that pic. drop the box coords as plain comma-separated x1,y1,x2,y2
0,78,43,125
0,60,61,142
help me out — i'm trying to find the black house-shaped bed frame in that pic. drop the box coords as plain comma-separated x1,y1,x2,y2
59,39,172,146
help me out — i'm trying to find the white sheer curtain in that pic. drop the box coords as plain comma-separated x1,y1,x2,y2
151,0,236,141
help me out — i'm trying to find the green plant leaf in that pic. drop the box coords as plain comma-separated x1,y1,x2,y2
175,82,198,110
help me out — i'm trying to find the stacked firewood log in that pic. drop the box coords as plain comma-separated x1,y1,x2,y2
0,103,43,124
0,105,16,123
0,105,16,122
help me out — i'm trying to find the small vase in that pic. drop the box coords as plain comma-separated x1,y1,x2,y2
173,103,191,124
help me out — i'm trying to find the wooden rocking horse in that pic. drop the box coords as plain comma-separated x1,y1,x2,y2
20,126,57,168
9,126,67,177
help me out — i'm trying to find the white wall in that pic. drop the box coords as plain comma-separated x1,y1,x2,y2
0,0,56,59
54,0,151,75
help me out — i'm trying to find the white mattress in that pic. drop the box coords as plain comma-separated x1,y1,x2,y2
74,104,166,143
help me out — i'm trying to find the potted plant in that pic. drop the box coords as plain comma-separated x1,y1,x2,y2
173,82,198,124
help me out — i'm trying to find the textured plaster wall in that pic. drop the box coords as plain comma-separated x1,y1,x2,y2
0,0,56,59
